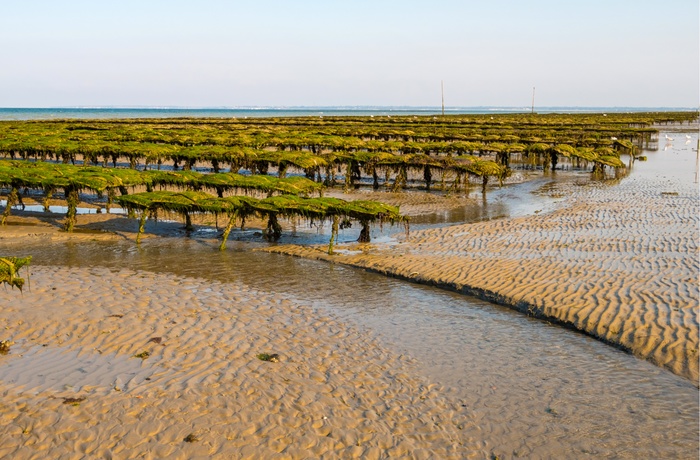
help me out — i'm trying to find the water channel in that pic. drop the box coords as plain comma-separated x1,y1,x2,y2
2,129,698,458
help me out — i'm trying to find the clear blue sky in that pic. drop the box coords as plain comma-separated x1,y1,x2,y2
2,0,698,108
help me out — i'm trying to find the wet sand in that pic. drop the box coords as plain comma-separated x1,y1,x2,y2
2,230,697,459
0,266,470,458
0,131,698,457
325,188,478,217
268,171,700,383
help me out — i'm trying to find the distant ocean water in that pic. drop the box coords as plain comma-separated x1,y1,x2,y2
0,106,696,121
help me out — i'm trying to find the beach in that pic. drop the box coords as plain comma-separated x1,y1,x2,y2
1,0,698,454
0,266,472,459
269,163,700,383
1,129,698,458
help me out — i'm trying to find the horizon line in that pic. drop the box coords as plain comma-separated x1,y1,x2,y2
1,105,699,110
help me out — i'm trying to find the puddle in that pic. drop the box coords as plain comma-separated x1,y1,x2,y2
0,200,127,215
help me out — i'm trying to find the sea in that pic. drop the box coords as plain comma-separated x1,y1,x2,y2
0,106,697,120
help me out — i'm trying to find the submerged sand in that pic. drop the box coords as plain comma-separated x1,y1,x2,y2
0,266,471,458
0,138,698,457
268,174,700,383
2,170,698,387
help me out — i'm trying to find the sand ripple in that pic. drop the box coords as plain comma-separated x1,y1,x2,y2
0,267,472,458
269,175,699,383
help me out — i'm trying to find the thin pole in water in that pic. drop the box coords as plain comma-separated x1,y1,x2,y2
531,87,536,114
441,80,445,116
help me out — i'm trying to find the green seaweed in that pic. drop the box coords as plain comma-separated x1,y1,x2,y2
116,190,407,249
0,256,31,291
256,353,280,362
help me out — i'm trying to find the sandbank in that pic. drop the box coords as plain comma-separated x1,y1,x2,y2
0,266,469,458
267,173,700,383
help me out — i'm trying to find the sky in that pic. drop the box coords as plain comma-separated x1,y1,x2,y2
1,0,698,108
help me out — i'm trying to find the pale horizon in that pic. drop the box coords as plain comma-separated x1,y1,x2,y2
2,105,697,111
2,0,698,108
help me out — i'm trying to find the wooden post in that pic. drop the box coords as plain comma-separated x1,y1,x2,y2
136,211,147,244
328,215,340,255
1,187,18,225
441,80,445,117
64,187,79,232
219,212,237,251
358,220,371,243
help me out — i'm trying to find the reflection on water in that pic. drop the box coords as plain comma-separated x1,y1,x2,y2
1,128,698,458
634,129,699,185
7,238,697,459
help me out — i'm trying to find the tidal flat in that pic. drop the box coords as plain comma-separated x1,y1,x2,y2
1,113,698,458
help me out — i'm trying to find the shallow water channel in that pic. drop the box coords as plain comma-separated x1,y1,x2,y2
14,234,698,459
4,129,699,458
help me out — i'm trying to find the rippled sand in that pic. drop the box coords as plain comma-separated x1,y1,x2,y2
325,188,476,216
1,135,698,457
0,267,469,458
269,174,700,383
